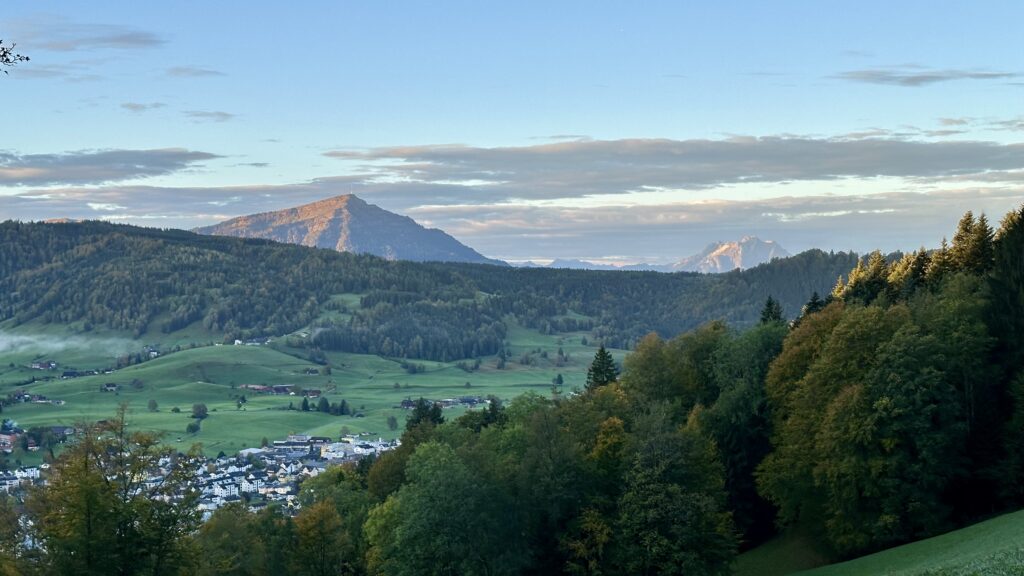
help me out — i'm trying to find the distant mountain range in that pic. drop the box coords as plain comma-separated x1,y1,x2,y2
194,194,506,265
672,236,790,273
194,194,788,272
524,237,790,273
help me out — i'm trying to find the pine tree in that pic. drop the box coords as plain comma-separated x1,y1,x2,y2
844,251,888,303
317,396,330,413
586,346,618,391
970,213,995,274
301,397,310,412
803,292,825,316
792,291,825,328
951,211,977,271
950,211,995,274
926,238,953,285
993,206,1024,375
760,296,784,324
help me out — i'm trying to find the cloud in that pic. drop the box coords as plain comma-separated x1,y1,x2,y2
529,134,592,141
991,118,1024,132
835,65,1017,86
167,66,225,77
6,134,1024,262
5,178,1024,262
0,148,221,186
939,117,972,126
402,188,1024,259
121,102,166,112
9,63,103,82
11,16,163,52
325,137,1024,203
87,202,127,211
184,110,235,122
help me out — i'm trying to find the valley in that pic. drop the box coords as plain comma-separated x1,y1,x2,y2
0,315,615,460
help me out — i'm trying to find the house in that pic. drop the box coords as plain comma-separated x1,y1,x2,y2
321,442,355,460
100,383,119,393
303,389,322,398
241,474,265,494
212,482,239,498
50,425,75,439
14,467,39,480
0,474,20,493
30,360,57,370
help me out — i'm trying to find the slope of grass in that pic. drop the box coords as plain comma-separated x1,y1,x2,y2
0,320,618,458
734,530,829,576
748,509,1024,576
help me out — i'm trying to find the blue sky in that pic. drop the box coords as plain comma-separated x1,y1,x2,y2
2,1,1023,262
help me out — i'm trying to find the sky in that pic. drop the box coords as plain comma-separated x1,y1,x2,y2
2,1,1023,264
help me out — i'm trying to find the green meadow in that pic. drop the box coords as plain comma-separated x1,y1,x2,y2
736,510,1024,576
0,315,623,458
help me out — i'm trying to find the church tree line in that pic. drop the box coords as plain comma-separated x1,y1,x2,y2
3,205,1024,574
0,220,853,361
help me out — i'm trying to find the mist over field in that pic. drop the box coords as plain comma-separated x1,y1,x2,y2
0,330,135,357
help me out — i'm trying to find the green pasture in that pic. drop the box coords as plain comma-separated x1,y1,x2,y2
0,316,620,458
737,510,1024,576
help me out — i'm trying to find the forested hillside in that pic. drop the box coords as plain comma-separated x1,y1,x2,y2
2,205,1023,576
0,221,855,359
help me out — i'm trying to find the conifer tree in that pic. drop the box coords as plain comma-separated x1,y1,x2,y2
586,345,619,390
993,206,1024,375
926,238,953,284
970,213,995,274
759,296,784,324
950,210,995,274
951,211,977,271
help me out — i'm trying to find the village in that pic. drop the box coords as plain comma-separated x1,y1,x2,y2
0,426,399,520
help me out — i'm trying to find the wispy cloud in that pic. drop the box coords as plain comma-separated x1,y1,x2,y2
6,134,1024,260
11,16,164,52
835,65,1017,86
991,117,1024,132
183,110,235,122
10,63,103,82
325,137,1024,203
0,149,221,186
167,66,225,78
5,177,1024,261
121,102,165,112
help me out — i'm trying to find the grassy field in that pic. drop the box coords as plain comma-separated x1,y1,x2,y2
734,531,830,576
736,510,1024,576
0,313,622,460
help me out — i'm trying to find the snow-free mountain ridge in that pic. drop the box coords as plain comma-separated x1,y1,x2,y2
194,194,506,265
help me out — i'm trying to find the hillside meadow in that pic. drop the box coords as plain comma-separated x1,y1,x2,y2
0,317,618,458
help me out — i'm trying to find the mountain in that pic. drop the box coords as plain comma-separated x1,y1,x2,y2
544,259,665,272
194,194,506,265
672,237,789,273
521,238,788,273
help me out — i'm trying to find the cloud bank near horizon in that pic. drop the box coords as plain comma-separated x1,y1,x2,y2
4,136,1024,261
